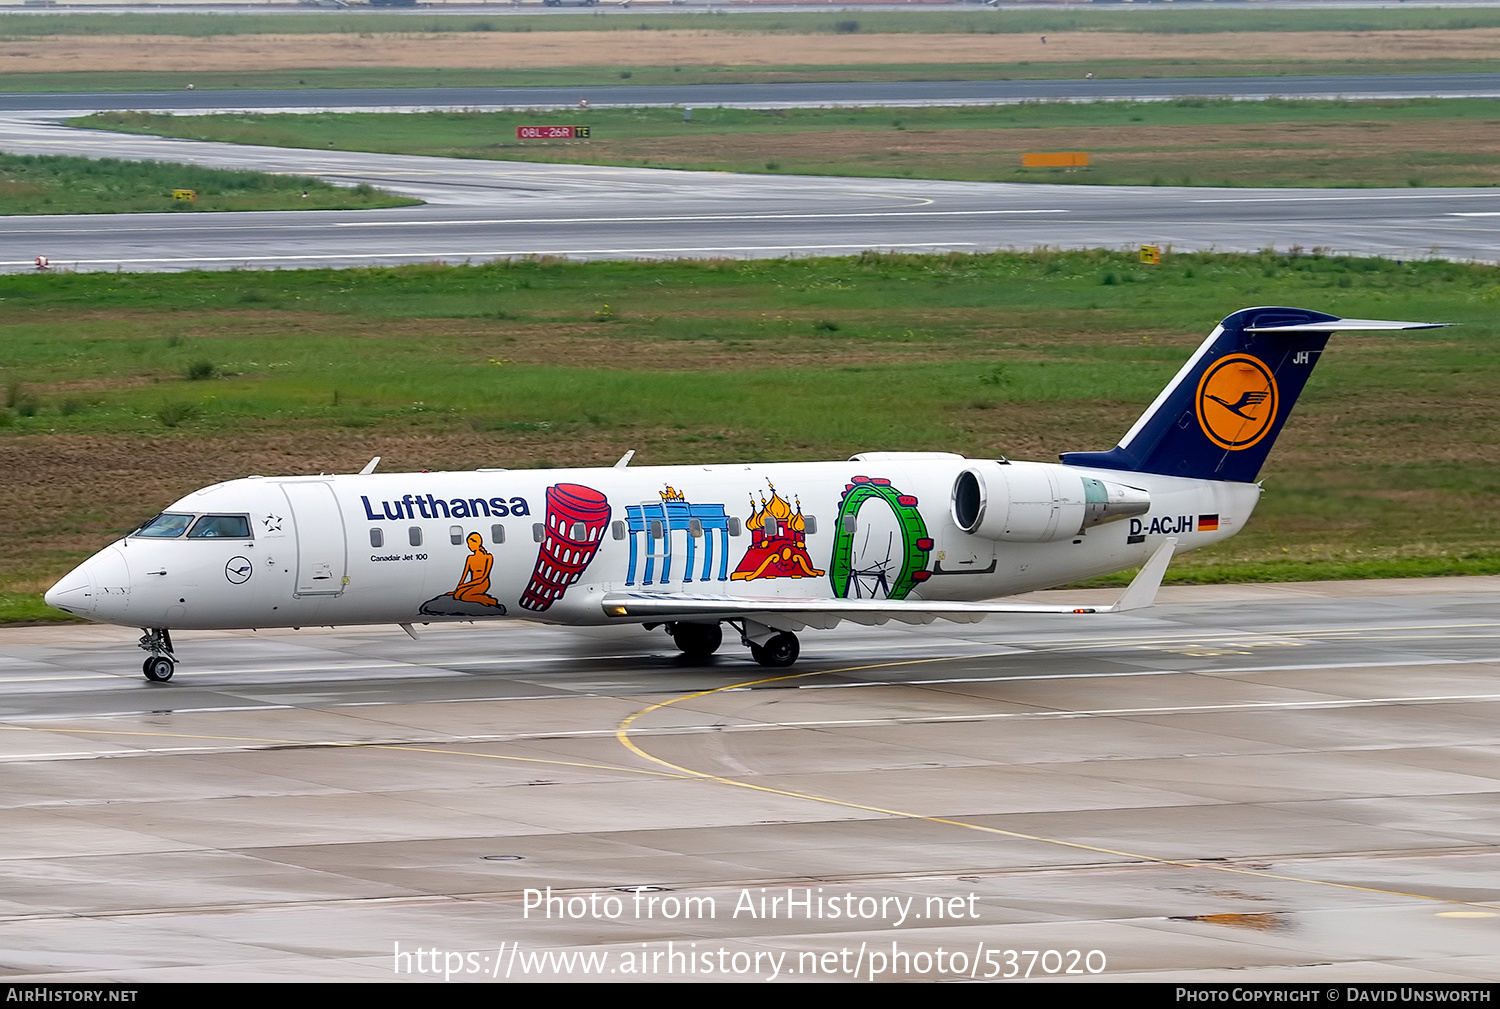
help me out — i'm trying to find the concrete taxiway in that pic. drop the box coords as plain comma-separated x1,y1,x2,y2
2,577,1497,981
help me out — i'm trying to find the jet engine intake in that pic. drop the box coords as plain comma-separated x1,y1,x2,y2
951,462,1149,543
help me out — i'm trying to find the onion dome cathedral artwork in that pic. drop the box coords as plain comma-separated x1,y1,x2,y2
731,482,825,582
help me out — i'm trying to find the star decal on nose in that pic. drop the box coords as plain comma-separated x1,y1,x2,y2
262,514,283,532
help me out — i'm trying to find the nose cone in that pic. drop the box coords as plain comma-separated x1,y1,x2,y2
44,564,92,615
45,546,131,622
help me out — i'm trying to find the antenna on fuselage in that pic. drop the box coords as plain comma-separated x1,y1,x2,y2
358,456,381,475
614,450,635,470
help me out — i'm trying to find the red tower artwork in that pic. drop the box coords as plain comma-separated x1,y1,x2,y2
520,483,612,612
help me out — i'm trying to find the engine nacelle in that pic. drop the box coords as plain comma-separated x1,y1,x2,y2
950,462,1150,543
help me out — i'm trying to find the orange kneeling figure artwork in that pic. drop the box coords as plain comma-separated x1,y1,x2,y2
420,532,507,616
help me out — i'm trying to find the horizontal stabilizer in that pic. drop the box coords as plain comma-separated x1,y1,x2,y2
600,541,1174,631
1246,318,1447,333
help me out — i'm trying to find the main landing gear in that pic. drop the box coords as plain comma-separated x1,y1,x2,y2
748,632,799,669
662,620,801,668
668,621,722,660
138,628,176,682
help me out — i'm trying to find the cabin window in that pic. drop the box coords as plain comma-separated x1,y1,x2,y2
188,514,252,539
532,523,545,543
803,516,817,535
491,524,506,545
134,513,194,538
409,527,423,547
764,517,778,538
450,525,464,545
611,520,626,541
648,519,664,540
370,528,384,548
688,518,703,538
728,517,742,537
842,513,857,534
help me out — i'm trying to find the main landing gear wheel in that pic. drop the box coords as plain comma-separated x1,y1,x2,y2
670,622,722,659
143,656,175,682
750,631,800,668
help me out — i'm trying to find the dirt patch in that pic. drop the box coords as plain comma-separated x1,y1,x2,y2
7,420,907,584
2,29,1497,73
11,308,1124,387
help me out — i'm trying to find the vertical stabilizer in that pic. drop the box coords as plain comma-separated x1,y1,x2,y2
1060,307,1443,483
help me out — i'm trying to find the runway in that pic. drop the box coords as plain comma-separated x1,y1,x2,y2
0,114,1497,271
2,577,1497,980
7,74,1500,115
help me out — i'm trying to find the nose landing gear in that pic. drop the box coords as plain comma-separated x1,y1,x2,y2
138,628,176,682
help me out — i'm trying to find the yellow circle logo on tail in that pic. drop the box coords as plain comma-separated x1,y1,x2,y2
1195,354,1279,451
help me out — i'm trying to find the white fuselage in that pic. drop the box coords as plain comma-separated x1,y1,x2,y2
46,455,1260,632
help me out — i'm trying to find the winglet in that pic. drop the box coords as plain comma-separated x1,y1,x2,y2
358,456,381,475
1110,538,1177,612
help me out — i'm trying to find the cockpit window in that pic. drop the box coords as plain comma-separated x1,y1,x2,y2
134,513,194,538
187,514,252,539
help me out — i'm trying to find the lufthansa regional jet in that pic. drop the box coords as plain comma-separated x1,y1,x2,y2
45,307,1440,682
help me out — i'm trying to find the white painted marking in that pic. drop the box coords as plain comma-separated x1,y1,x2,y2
0,208,1063,237
805,655,1500,690
0,243,978,268
1195,194,1500,204
8,689,1500,764
326,209,1068,229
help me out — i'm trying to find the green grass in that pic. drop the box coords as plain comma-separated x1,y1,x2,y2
85,99,1500,144
4,249,1500,618
4,9,1500,36
0,151,416,215
76,99,1500,190
0,592,76,624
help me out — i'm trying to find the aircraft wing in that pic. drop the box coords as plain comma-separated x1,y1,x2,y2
601,540,1176,631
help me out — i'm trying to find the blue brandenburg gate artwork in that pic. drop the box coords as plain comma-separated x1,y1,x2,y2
625,487,732,586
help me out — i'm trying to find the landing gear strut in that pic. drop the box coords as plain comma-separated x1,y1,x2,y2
668,621,722,660
138,628,176,682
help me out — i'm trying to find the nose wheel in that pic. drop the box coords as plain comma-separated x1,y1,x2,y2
143,655,175,682
138,628,177,682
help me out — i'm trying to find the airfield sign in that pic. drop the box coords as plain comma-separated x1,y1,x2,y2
517,126,590,140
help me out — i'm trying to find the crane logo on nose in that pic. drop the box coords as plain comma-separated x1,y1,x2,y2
225,557,253,585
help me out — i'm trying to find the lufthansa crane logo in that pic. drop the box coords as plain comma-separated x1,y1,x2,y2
1195,354,1279,451
225,557,253,585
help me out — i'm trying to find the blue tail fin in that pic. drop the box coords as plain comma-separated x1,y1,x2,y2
1060,307,1442,483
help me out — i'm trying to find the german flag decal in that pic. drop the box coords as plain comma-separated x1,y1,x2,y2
1198,514,1220,532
